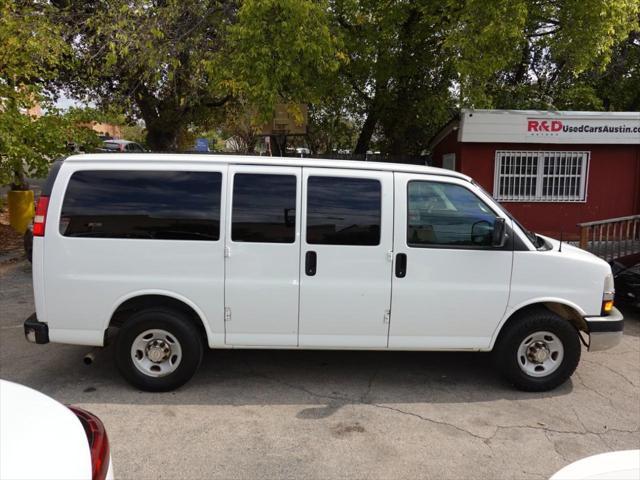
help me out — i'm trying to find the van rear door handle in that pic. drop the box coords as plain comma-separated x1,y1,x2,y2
305,251,317,276
395,253,407,278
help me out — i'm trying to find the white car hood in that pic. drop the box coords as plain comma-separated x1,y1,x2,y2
0,379,92,480
538,235,611,269
551,450,640,479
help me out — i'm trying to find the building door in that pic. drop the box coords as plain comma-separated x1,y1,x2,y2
389,173,513,349
224,165,301,346
298,168,394,347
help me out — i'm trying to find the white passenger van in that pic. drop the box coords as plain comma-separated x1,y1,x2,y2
24,154,623,392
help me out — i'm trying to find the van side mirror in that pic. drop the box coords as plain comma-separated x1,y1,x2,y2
492,218,507,248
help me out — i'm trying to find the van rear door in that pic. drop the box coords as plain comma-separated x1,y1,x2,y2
45,166,226,346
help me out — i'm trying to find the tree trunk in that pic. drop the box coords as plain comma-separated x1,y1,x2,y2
354,108,378,155
135,92,182,151
145,121,181,151
269,135,287,156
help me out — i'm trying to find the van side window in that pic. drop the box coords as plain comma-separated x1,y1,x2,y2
306,176,381,246
407,181,497,248
231,174,296,243
60,171,222,240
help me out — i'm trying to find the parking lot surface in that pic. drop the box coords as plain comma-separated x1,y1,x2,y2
1,258,639,479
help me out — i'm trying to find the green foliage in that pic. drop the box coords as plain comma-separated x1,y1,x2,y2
330,1,467,154
228,0,342,120
4,0,637,164
0,0,99,188
120,123,148,146
0,0,68,100
0,108,99,188
63,107,127,127
53,0,341,150
552,0,638,73
218,97,262,153
52,0,235,150
329,0,639,154
591,27,640,110
482,1,639,111
306,102,358,154
444,0,528,107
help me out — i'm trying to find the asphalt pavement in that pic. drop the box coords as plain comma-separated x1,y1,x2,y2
1,258,638,479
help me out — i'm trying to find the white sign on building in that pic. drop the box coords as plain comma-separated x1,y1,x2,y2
459,109,640,144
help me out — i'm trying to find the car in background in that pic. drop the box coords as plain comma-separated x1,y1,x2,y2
611,254,640,312
97,139,146,153
0,379,113,480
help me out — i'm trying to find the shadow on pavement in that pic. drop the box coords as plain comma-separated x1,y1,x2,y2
9,342,576,408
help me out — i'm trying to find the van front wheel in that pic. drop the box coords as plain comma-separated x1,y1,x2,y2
115,308,203,391
493,310,581,392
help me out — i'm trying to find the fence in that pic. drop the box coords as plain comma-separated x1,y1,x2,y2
578,215,640,262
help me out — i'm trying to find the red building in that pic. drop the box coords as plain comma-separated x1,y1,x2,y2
430,109,640,239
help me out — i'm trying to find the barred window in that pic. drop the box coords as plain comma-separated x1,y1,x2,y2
494,151,589,202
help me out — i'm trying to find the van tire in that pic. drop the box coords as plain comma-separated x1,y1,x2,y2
492,310,581,392
115,308,203,392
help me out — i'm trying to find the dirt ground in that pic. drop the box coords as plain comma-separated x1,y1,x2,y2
0,208,25,258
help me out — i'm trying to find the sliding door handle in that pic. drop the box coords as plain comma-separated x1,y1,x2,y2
395,253,407,278
305,251,317,276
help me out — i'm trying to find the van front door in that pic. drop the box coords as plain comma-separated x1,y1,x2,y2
389,173,513,349
224,166,301,346
298,169,394,347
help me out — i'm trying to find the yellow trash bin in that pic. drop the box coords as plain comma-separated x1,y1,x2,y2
7,190,35,235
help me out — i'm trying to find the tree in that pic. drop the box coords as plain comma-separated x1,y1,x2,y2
586,23,640,111
228,0,340,116
0,109,99,188
0,0,98,188
13,0,636,162
50,0,236,151
329,0,639,155
228,0,342,154
220,97,262,154
306,102,358,155
51,0,341,152
476,1,639,111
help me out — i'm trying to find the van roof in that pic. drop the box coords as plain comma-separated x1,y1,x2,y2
65,153,472,182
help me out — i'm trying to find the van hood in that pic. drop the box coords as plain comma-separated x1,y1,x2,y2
538,235,611,271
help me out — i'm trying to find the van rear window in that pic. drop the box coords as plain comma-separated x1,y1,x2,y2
60,171,221,240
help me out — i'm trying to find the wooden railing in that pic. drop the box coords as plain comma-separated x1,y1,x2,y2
578,215,640,261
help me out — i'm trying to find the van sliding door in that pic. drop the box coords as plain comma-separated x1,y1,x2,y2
298,168,394,348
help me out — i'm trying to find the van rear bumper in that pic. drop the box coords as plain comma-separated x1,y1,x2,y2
585,307,624,352
24,313,49,344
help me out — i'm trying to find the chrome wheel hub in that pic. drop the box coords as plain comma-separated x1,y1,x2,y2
131,329,182,378
146,339,171,363
517,331,564,378
526,341,550,364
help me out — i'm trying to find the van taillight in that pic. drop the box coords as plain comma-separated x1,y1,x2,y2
68,406,110,480
33,196,50,236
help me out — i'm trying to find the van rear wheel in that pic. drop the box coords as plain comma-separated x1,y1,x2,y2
493,309,581,392
115,308,203,391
